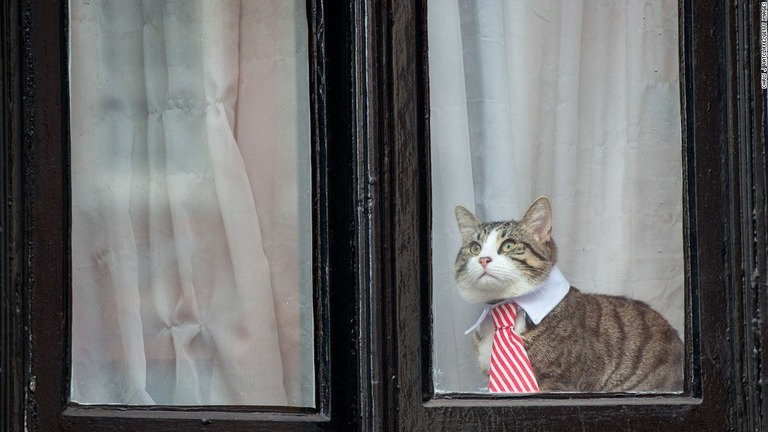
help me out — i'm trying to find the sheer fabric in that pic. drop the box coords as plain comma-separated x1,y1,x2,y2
429,0,683,393
70,0,313,406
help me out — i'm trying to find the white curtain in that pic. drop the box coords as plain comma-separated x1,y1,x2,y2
70,0,313,406
430,0,683,393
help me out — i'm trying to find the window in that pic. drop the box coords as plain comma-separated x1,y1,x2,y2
428,1,685,396
383,0,766,430
4,0,350,429
69,0,315,407
2,0,766,431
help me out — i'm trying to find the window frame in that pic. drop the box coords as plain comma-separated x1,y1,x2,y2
2,0,767,431
2,0,371,430
379,0,767,430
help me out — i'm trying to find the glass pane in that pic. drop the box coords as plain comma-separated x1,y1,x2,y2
429,0,684,395
69,0,314,406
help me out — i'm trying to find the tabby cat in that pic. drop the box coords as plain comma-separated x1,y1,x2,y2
455,197,683,392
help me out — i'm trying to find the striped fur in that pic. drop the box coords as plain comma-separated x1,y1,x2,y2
455,197,683,393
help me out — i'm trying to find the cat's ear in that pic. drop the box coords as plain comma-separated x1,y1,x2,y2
455,206,481,243
521,196,553,243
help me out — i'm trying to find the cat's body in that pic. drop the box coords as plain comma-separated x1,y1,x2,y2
455,197,683,393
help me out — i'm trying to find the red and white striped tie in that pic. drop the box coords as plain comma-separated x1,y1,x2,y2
488,303,539,393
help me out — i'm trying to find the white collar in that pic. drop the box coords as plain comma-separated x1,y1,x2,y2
464,266,570,335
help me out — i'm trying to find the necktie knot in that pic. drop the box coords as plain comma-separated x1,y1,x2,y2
491,302,518,330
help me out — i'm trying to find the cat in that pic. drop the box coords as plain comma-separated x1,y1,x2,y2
455,197,683,393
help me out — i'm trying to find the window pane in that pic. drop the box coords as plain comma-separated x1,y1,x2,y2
429,0,684,394
69,0,314,406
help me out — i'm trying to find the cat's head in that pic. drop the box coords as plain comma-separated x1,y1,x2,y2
454,197,558,303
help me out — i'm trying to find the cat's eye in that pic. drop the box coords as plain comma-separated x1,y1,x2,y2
469,242,482,255
500,241,523,255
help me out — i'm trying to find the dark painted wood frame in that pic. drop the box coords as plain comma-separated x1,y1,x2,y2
2,0,365,430
382,0,767,430
1,0,766,431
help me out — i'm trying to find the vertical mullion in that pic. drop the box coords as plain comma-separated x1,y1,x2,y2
24,0,68,427
2,0,24,430
324,0,364,429
353,0,385,429
734,1,768,430
389,0,425,429
308,0,331,421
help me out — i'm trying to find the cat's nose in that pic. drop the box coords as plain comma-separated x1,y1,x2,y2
479,257,492,269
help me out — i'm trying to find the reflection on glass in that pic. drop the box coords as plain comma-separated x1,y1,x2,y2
429,0,683,394
69,0,313,406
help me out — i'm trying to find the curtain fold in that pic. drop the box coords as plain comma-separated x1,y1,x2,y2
71,0,311,406
430,0,683,393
